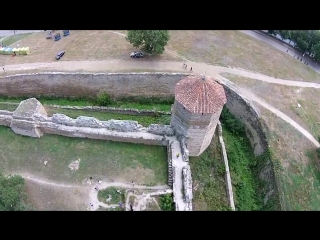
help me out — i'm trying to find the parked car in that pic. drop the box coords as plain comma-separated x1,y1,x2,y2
130,51,144,58
56,51,65,60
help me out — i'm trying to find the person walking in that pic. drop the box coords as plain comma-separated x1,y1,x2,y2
190,67,193,72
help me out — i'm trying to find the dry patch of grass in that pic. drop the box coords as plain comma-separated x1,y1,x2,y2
221,73,320,139
167,30,320,82
24,179,89,210
0,30,177,66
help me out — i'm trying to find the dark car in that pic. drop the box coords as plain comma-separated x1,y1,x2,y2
56,51,65,60
130,51,144,58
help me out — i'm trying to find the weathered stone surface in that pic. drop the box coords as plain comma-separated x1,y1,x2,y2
13,98,48,120
0,110,13,115
147,124,175,136
182,165,193,203
178,136,189,162
100,120,143,132
10,98,47,137
76,116,102,128
0,72,189,98
50,105,171,116
52,113,76,126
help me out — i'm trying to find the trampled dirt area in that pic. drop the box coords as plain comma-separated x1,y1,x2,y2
25,178,90,211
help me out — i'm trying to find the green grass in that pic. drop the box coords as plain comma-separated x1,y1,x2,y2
222,127,263,210
98,187,125,205
276,149,320,210
0,126,168,185
220,108,269,211
0,101,172,127
2,33,32,46
45,106,171,127
0,96,172,112
190,135,230,211
0,103,18,111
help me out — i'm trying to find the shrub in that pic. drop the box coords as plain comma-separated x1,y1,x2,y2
95,91,113,106
159,194,175,211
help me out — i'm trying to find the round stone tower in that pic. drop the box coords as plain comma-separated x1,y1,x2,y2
171,75,227,157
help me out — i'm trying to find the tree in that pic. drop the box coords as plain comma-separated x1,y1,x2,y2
278,30,291,41
126,30,170,54
0,173,33,211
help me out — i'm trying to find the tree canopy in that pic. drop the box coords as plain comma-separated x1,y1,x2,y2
268,30,320,61
126,30,170,54
0,173,33,211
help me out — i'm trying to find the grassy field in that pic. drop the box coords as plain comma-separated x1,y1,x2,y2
0,96,172,112
221,73,320,140
44,106,171,127
0,30,177,66
190,133,230,210
261,108,320,210
0,126,168,185
1,33,33,46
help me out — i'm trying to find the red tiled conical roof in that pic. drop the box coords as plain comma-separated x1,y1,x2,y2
175,75,227,114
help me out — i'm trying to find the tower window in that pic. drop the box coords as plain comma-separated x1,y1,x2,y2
202,113,203,115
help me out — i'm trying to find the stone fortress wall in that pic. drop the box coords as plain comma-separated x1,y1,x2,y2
0,72,269,155
0,72,278,209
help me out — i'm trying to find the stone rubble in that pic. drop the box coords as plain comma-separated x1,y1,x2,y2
182,165,193,203
178,135,189,162
147,124,175,136
51,113,144,132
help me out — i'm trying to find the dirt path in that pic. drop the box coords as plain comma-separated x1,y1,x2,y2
3,60,320,88
21,173,169,210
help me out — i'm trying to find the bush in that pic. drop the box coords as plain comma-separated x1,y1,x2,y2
159,194,175,211
95,91,113,106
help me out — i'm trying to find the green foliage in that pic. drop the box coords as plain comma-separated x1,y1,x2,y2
220,107,264,211
220,108,245,135
0,174,33,211
98,187,125,205
190,136,231,210
159,194,175,211
0,95,173,111
317,148,320,158
95,91,113,106
126,30,170,54
271,30,320,61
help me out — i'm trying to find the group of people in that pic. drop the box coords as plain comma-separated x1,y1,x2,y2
183,62,193,72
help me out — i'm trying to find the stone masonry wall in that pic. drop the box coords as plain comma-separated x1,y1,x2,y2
0,72,189,98
0,71,270,155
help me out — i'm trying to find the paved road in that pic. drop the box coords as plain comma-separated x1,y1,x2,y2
241,30,320,75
